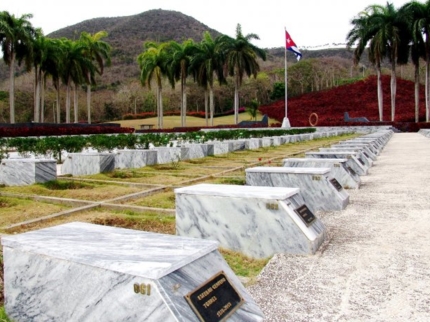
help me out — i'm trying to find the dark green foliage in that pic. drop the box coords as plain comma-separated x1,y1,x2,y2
0,91,7,101
270,82,285,100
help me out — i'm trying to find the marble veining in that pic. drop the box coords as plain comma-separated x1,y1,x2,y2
206,141,230,155
2,222,264,321
305,151,368,176
181,144,212,160
227,140,246,152
151,147,182,164
175,184,326,258
0,159,56,186
61,153,115,176
332,143,378,159
282,158,360,189
115,149,157,169
245,166,349,213
245,138,261,150
318,148,373,168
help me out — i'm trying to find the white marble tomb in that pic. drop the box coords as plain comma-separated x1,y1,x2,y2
114,149,157,169
2,222,264,322
61,152,115,176
282,157,361,189
305,151,368,176
151,146,182,164
0,159,57,186
318,148,373,168
331,143,378,160
245,166,349,213
175,184,326,258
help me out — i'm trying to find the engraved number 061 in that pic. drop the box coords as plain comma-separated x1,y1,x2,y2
134,283,151,296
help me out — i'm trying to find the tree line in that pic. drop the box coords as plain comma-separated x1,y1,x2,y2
0,11,111,125
4,2,430,127
0,11,267,128
347,0,430,123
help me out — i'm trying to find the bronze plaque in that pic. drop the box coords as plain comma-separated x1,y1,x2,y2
330,178,343,191
347,166,357,176
185,271,244,322
294,204,316,226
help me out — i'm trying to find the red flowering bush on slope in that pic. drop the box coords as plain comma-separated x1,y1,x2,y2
260,75,426,127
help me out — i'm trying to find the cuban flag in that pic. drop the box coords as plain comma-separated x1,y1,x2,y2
286,30,302,61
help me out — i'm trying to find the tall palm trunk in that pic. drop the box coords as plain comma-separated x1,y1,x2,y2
204,89,208,127
74,84,79,123
66,79,71,123
390,61,396,122
234,74,240,124
209,85,214,127
376,65,383,121
180,77,186,127
9,54,16,123
41,74,45,122
414,62,420,123
87,71,92,124
56,79,61,124
34,67,41,122
156,86,163,129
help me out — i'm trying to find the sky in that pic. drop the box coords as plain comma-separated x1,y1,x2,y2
2,0,412,49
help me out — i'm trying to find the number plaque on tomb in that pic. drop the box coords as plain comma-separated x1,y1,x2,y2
294,204,316,226
185,271,244,322
329,178,343,191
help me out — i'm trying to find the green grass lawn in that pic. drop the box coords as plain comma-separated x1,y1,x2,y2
113,113,278,129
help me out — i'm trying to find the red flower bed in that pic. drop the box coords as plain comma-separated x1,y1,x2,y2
260,75,427,129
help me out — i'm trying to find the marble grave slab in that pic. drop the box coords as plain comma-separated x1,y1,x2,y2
305,151,368,176
245,167,349,213
332,143,378,159
318,148,373,168
282,157,360,189
61,153,115,176
175,184,326,258
2,222,264,322
114,149,157,169
0,159,57,186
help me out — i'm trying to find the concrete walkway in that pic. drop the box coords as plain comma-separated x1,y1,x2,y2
248,133,430,322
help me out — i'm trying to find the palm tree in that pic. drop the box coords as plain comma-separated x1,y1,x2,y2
0,11,37,123
32,35,63,122
217,24,266,124
347,9,385,121
165,39,196,127
401,0,430,122
190,32,226,126
60,38,94,123
137,41,169,129
348,3,410,122
79,31,111,124
399,2,427,123
368,3,407,122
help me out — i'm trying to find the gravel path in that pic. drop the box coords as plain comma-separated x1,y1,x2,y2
248,133,430,322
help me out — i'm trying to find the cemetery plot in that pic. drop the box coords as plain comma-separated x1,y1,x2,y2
0,196,72,231
119,190,176,209
0,179,146,201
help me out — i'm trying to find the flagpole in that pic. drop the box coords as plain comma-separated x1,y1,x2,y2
285,28,288,121
282,28,291,128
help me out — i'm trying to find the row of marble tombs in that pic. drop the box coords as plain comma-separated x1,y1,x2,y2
2,130,393,321
175,130,392,260
0,130,352,186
